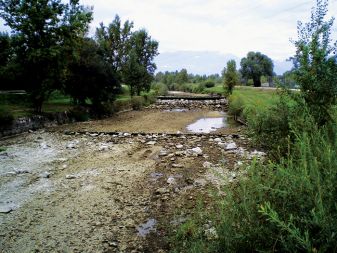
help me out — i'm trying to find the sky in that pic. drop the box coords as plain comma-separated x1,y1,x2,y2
1,0,337,74
78,0,337,61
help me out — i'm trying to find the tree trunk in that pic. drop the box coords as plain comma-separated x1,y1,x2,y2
253,76,261,87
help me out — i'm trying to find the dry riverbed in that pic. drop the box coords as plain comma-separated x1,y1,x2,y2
0,109,264,252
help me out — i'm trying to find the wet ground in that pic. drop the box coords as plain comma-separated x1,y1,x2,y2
0,106,264,252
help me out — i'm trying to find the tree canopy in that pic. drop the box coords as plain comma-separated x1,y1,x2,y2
224,60,239,95
292,0,337,125
0,0,93,112
240,52,274,87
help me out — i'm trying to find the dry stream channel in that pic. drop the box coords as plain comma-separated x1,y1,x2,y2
0,97,265,252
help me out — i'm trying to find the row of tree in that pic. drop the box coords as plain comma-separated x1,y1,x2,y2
154,51,274,94
0,0,159,112
155,69,222,86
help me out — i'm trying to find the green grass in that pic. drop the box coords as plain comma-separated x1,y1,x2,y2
203,84,225,94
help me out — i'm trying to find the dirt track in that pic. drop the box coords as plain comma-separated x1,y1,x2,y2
0,108,263,252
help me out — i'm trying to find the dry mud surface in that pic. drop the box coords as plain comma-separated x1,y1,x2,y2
0,109,264,252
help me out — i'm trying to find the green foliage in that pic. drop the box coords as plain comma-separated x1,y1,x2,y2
292,0,337,126
124,30,159,96
224,60,239,95
113,99,131,112
0,106,14,126
240,52,274,87
95,15,133,79
151,82,168,96
131,96,145,110
0,147,6,152
68,106,90,122
64,38,119,111
0,0,93,112
204,80,215,88
174,122,337,252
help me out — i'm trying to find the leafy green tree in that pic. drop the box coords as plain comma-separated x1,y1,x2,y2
0,0,92,112
293,0,337,125
64,38,119,110
224,59,239,94
240,52,273,87
123,29,159,96
176,68,189,84
95,15,133,82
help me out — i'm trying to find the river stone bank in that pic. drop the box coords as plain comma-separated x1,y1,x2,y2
0,127,265,252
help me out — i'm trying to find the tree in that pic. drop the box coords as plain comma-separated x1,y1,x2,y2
293,0,337,125
123,29,159,96
0,0,92,112
64,38,119,110
224,60,239,95
95,15,134,83
240,52,273,87
176,68,189,84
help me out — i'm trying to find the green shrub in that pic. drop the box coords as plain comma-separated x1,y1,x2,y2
131,96,144,110
142,94,156,106
204,80,215,88
113,100,131,112
0,107,14,126
151,82,168,96
173,123,337,252
68,106,90,122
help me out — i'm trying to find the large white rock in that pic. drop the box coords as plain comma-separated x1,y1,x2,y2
225,142,237,150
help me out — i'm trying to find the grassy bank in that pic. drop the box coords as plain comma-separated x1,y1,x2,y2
170,84,337,252
0,86,159,122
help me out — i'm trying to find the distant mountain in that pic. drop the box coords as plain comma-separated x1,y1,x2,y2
155,51,292,75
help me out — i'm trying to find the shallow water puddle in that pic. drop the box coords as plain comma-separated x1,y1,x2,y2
136,218,157,237
186,117,227,133
164,108,188,112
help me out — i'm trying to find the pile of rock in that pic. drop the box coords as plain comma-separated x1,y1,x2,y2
148,98,228,110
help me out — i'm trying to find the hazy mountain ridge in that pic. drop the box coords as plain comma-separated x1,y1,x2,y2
155,51,293,75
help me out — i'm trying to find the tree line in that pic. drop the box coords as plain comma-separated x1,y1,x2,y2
0,0,158,113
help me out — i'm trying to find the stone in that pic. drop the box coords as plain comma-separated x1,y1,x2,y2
98,144,109,151
204,227,219,240
155,188,169,195
66,174,76,179
172,163,183,168
62,164,68,170
189,147,203,156
66,143,77,149
167,177,176,185
146,141,156,145
14,168,30,174
40,171,51,178
203,161,212,168
214,138,222,143
0,206,13,214
194,178,207,187
225,142,237,150
40,142,49,149
175,144,183,149
159,149,168,156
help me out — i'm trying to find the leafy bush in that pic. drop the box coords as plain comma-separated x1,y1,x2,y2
131,96,145,110
142,94,156,106
68,106,90,122
204,80,215,88
151,82,168,96
0,107,14,126
113,100,131,112
173,123,337,252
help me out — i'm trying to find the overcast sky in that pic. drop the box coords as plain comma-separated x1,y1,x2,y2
1,0,337,63
78,0,337,61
